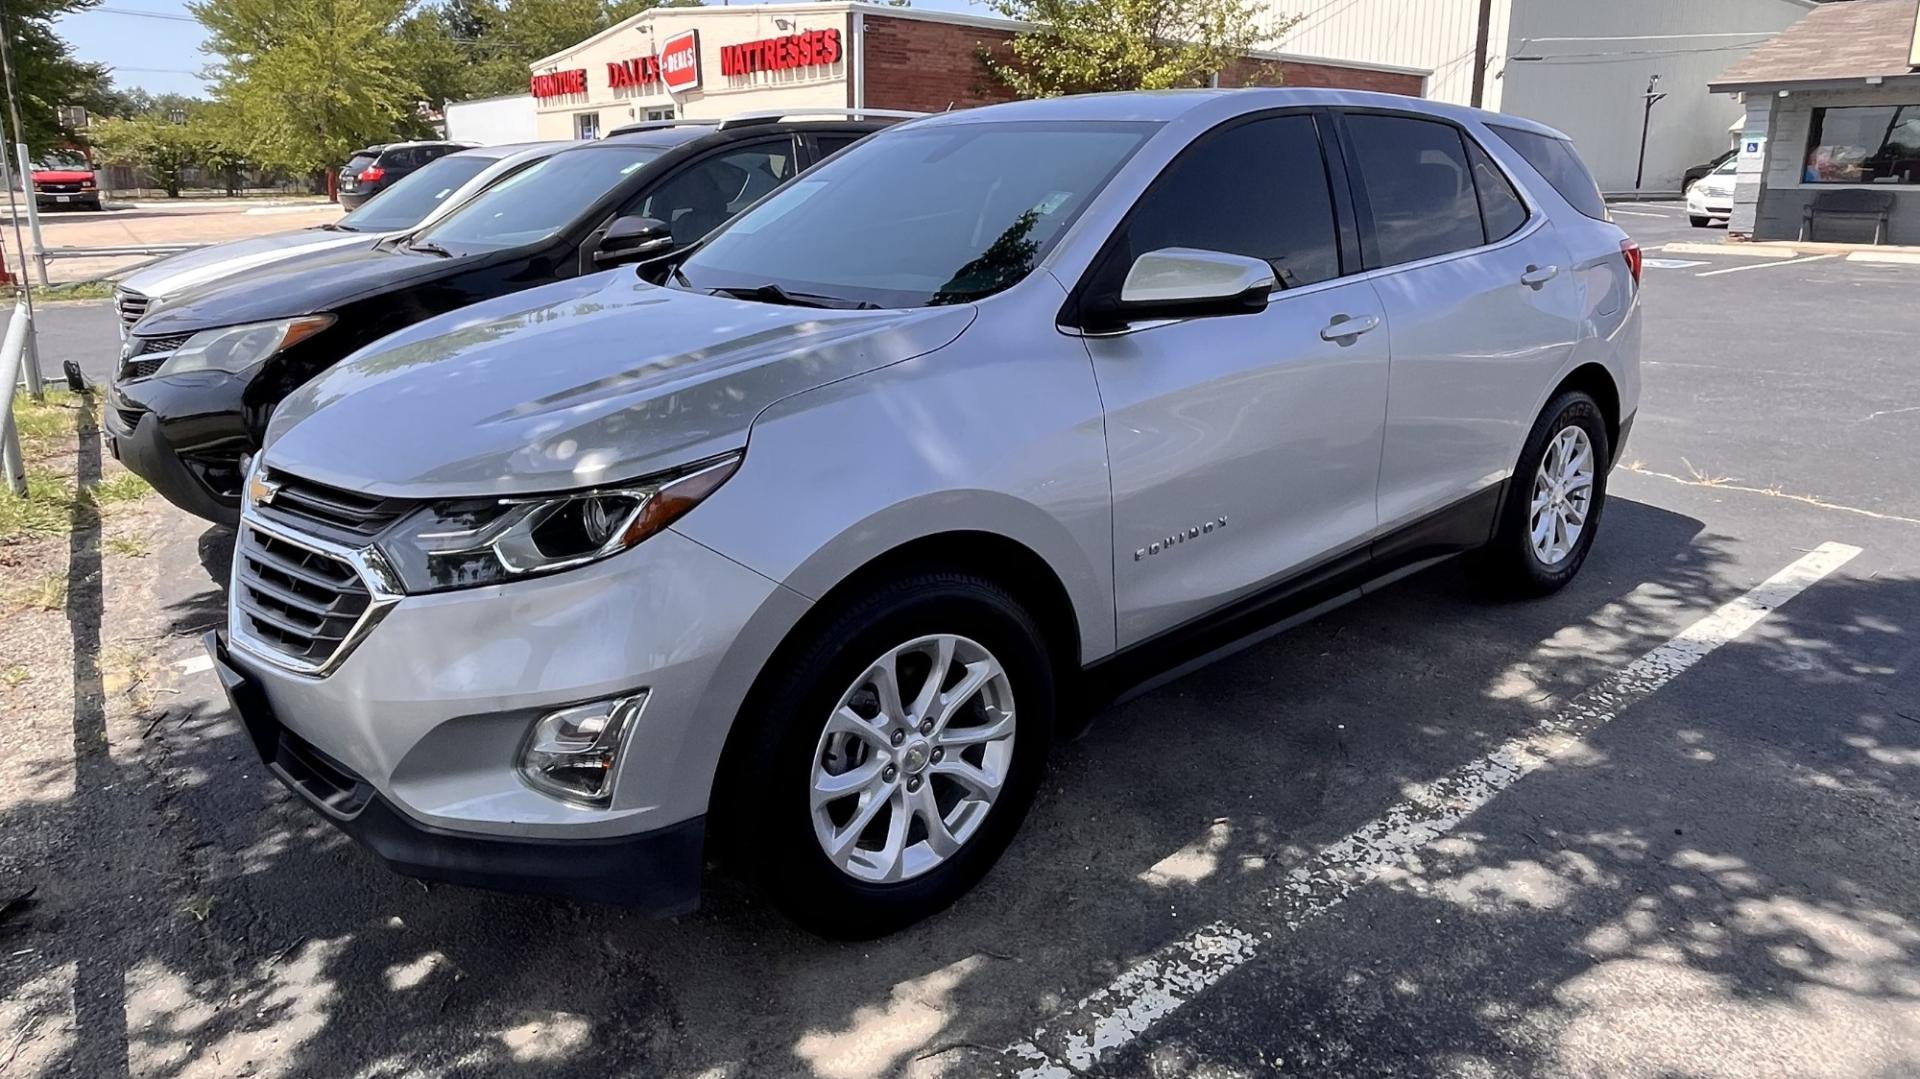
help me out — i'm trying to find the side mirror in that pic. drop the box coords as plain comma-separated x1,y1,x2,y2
593,215,674,266
1084,248,1275,329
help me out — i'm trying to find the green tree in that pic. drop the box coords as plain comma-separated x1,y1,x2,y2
192,0,425,175
0,0,118,153
982,0,1299,97
89,111,228,197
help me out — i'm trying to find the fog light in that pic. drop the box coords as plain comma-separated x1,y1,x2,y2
517,693,645,806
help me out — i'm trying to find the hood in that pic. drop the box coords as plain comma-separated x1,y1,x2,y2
33,170,92,184
265,271,976,498
119,229,379,302
133,242,461,335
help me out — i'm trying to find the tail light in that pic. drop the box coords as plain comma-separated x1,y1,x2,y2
1620,238,1642,286
357,165,385,182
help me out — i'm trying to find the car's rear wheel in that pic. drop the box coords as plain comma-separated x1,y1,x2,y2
722,571,1054,938
1689,214,1710,227
1478,390,1610,597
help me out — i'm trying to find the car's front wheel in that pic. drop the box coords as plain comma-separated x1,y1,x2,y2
1478,390,1611,597
722,571,1054,938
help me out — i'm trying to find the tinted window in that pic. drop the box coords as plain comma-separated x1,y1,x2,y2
380,147,419,169
1117,114,1339,290
641,140,795,246
337,153,494,232
1490,125,1609,221
1467,139,1528,243
676,121,1153,309
812,134,864,161
343,153,378,175
417,145,660,252
1346,114,1483,267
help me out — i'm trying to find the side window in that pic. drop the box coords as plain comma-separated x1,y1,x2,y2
380,148,416,170
1489,124,1609,221
812,134,864,163
641,139,797,246
1344,113,1484,268
1113,114,1340,291
1467,139,1528,243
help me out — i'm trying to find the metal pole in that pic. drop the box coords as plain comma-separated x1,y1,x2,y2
1,298,31,494
14,143,47,286
1635,75,1666,193
0,138,41,398
0,0,44,398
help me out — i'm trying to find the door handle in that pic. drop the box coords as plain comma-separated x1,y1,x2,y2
1520,264,1560,289
1319,313,1381,342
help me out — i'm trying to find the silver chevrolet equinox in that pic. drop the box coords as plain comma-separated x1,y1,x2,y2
209,89,1640,938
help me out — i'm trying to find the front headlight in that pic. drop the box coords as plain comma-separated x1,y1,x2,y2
156,315,334,377
378,453,742,594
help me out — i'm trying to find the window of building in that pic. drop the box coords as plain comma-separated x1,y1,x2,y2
1345,113,1484,268
575,112,602,140
1116,114,1341,290
645,108,675,121
1489,124,1609,222
1803,105,1920,185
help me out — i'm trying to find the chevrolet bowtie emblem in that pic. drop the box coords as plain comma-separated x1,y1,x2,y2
247,472,281,507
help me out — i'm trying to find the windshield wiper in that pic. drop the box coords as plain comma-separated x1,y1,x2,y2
710,283,879,310
406,239,454,257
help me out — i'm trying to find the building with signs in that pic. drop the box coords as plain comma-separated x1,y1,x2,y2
523,1,1429,141
1708,0,1920,244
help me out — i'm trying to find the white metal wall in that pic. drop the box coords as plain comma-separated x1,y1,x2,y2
444,95,540,145
1496,0,1813,192
1264,0,1507,107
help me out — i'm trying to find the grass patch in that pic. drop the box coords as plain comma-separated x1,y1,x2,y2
104,533,150,558
0,469,80,537
6,570,67,613
2,665,27,688
90,470,151,506
14,280,116,302
10,388,92,459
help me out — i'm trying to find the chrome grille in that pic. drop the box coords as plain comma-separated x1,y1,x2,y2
256,469,411,538
233,524,374,669
114,289,150,328
133,333,191,356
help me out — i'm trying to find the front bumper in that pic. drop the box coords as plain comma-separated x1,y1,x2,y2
208,631,706,910
36,190,100,210
1686,190,1733,219
216,514,810,902
102,385,246,525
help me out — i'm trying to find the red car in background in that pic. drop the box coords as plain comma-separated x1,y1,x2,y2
32,148,103,212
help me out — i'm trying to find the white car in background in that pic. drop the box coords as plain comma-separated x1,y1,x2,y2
1687,156,1736,227
112,142,579,333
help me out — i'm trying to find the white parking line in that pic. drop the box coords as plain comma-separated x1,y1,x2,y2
1004,541,1861,1077
1695,254,1835,277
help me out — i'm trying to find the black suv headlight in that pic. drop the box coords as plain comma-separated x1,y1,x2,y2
156,315,334,377
378,453,741,593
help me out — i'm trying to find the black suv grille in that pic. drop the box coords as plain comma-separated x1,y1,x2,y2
119,357,164,381
233,525,373,668
256,470,412,538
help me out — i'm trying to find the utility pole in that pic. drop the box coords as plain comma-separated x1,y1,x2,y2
1636,74,1667,192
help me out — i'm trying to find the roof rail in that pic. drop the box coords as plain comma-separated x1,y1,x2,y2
601,118,723,138
715,108,926,130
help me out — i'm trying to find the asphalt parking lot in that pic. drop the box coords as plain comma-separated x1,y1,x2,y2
3,206,1918,1078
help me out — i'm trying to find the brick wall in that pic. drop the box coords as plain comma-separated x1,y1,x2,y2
859,14,1425,110
1221,56,1424,97
859,15,1020,112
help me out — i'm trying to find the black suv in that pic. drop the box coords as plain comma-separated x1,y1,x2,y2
107,116,897,524
337,141,472,209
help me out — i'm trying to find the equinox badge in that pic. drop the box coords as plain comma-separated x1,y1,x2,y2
1135,516,1228,561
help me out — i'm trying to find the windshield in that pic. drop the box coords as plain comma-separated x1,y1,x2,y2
415,145,660,252
35,151,88,170
337,153,495,232
1712,158,1737,177
674,121,1155,309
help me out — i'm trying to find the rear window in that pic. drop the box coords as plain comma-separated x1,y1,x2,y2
1490,125,1609,221
343,153,378,174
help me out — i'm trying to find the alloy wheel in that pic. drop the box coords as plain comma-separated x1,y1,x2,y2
809,634,1016,883
1529,424,1595,566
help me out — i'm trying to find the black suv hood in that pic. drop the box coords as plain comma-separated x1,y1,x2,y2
134,242,475,335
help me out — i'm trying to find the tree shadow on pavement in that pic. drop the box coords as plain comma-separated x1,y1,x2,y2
6,495,1913,1078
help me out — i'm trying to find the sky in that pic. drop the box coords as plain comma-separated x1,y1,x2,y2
54,0,989,101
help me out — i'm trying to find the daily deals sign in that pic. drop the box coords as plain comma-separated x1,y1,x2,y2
659,29,701,92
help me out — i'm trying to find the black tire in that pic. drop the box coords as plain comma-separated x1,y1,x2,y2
719,570,1055,938
1478,390,1611,597
1689,215,1710,227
